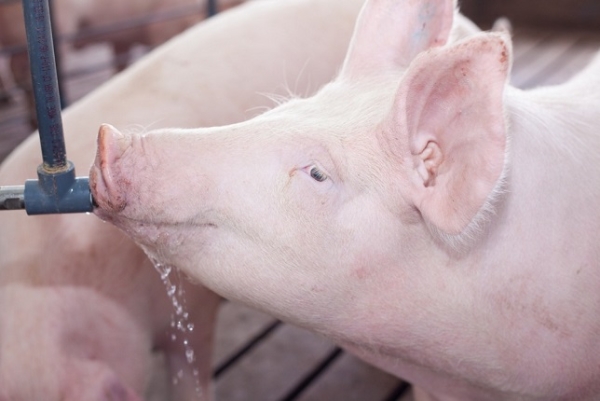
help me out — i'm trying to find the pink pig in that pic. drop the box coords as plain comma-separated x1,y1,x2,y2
91,0,600,400
0,0,373,400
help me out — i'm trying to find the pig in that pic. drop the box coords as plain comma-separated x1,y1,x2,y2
0,0,244,123
91,0,600,400
0,0,374,399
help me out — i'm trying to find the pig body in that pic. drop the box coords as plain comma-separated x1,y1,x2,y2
0,0,368,399
92,0,600,400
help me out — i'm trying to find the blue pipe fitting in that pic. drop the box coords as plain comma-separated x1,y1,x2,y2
207,0,218,17
24,163,92,214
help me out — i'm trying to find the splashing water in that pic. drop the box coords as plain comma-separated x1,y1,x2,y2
149,255,203,399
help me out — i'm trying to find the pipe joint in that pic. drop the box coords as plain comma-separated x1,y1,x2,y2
24,162,93,214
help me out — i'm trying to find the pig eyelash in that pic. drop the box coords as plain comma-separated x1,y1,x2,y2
309,166,328,182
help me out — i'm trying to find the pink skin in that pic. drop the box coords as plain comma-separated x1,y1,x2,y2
0,285,148,401
0,212,220,401
92,0,600,399
0,0,373,399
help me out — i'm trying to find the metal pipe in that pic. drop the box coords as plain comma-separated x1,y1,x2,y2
0,186,25,210
22,0,66,170
4,0,93,214
48,0,67,109
207,0,217,17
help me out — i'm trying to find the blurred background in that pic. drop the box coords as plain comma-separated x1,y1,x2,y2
0,0,244,161
460,0,600,31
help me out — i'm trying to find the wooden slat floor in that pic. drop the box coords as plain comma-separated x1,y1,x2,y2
0,25,599,401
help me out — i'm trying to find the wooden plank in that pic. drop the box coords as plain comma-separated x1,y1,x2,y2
213,302,410,400
214,323,336,401
295,352,403,401
212,301,279,370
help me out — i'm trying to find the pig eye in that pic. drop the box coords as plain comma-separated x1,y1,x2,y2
309,166,328,182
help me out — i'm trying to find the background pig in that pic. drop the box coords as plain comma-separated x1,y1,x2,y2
92,0,600,400
0,0,370,399
0,0,244,124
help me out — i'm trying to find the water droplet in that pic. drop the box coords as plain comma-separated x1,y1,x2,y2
145,255,203,400
186,349,195,363
161,266,172,281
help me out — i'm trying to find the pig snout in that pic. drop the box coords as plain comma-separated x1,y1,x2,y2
91,124,132,214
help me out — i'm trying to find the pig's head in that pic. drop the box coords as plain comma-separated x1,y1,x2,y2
91,0,510,352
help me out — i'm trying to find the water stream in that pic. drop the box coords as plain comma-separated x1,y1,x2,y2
149,255,203,399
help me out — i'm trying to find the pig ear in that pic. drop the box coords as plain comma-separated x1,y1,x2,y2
340,0,456,78
394,33,511,235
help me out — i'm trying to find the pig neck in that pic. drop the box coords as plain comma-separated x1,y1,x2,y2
480,82,600,269
350,82,600,399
